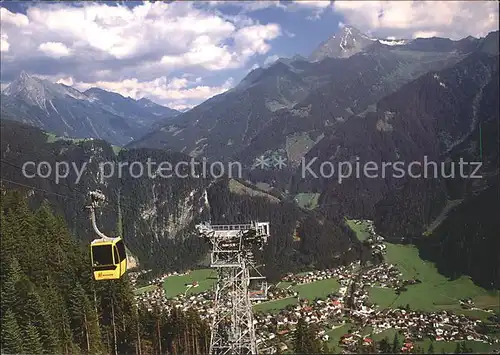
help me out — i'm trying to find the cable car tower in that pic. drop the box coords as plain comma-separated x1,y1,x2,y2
196,221,271,355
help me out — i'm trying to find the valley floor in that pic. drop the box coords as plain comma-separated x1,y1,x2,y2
131,219,500,354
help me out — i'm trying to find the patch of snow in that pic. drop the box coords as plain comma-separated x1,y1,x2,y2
172,129,184,136
290,105,311,117
376,117,394,132
141,205,157,220
50,100,74,130
85,115,101,138
433,74,447,88
378,39,407,46
61,86,89,100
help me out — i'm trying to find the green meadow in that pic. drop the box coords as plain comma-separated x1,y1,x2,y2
162,269,217,298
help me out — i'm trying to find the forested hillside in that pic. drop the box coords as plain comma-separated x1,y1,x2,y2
416,181,500,289
0,119,363,281
0,189,211,355
207,179,364,281
281,50,499,289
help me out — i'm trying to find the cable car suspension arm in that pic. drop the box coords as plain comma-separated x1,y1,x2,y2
86,191,113,241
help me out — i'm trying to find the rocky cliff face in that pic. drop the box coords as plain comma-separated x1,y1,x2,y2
309,25,378,61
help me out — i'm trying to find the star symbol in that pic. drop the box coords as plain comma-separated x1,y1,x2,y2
254,156,270,170
273,156,287,169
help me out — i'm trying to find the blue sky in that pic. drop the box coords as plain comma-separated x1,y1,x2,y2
1,1,498,110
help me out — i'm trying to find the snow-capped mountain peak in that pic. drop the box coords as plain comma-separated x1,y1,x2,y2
1,72,179,146
309,25,376,62
3,71,90,109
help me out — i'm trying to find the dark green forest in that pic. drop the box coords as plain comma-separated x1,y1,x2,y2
0,189,210,355
0,119,362,284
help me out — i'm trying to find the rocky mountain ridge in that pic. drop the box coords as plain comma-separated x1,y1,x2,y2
129,28,496,172
1,72,179,146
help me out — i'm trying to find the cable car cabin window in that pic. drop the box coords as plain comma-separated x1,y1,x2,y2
113,247,119,264
115,239,126,262
92,245,114,266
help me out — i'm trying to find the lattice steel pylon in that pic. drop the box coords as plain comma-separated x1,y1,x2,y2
196,221,270,355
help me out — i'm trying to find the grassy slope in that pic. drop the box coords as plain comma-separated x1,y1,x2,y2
344,219,498,315
345,219,500,353
369,243,499,316
345,219,370,241
134,285,159,295
162,269,217,298
228,179,280,203
294,193,320,210
255,278,341,314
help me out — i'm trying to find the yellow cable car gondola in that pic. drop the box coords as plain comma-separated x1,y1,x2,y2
90,237,127,281
86,191,128,281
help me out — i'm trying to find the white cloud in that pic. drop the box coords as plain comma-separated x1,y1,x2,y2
333,1,499,39
2,1,497,111
0,2,282,108
208,1,286,13
234,24,281,59
215,0,332,14
292,0,332,20
38,42,72,58
293,1,332,9
156,23,282,71
0,3,281,71
0,7,29,27
206,0,333,21
1,33,10,52
170,102,194,111
249,63,260,71
72,76,234,108
412,31,439,39
56,76,74,86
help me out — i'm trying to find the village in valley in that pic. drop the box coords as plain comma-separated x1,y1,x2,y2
130,220,500,354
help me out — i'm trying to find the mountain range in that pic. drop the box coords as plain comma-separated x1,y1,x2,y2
1,72,179,146
0,25,498,287
128,26,494,166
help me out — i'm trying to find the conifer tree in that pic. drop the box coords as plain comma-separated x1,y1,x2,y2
378,337,391,353
69,282,103,354
293,317,306,353
293,317,323,354
1,309,24,354
10,195,37,274
0,207,14,283
21,286,58,353
392,333,401,353
0,189,213,355
24,322,44,355
0,258,20,317
32,203,58,285
41,282,73,354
